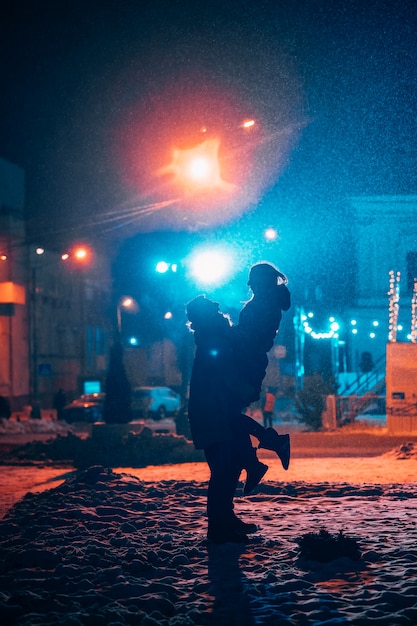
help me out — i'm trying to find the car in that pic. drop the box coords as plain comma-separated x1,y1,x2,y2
61,393,105,423
131,416,177,435
131,386,181,420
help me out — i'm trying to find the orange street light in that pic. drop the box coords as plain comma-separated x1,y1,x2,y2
74,246,89,261
61,245,93,268
160,139,234,193
121,297,134,308
117,296,139,334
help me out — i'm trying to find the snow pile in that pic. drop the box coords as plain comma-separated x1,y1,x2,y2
382,441,417,460
0,417,71,436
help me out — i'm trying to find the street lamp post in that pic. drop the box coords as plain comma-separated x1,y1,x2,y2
116,297,137,336
293,306,306,392
29,247,45,400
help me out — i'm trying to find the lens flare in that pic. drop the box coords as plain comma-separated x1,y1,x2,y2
160,139,234,193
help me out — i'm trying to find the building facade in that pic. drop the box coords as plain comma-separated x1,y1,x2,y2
0,158,28,406
344,195,417,373
0,157,113,410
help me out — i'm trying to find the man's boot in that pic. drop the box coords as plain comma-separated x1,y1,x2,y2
232,514,259,534
207,518,249,544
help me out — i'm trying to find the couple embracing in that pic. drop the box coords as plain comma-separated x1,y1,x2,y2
187,262,291,544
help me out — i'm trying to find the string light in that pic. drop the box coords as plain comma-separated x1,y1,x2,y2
388,270,400,342
302,318,339,340
411,278,417,343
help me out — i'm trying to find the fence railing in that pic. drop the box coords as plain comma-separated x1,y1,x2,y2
336,394,386,426
338,353,386,397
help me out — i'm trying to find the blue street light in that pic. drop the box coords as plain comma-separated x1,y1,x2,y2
186,246,235,287
264,227,278,241
156,261,170,273
155,261,178,274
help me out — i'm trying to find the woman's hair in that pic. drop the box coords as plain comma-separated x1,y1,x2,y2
248,262,288,288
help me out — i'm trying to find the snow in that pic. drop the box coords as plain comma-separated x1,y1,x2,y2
1,423,417,624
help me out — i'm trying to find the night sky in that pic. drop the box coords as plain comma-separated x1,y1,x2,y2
1,0,417,305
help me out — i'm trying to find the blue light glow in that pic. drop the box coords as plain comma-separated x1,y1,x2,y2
156,261,170,273
264,227,278,241
187,245,235,287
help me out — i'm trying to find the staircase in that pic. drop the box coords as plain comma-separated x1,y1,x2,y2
338,354,386,396
336,354,386,425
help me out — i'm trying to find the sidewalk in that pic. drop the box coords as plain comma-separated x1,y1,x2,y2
1,417,417,457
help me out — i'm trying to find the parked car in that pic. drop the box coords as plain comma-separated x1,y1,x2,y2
62,387,181,427
133,417,177,435
61,393,105,423
132,386,181,420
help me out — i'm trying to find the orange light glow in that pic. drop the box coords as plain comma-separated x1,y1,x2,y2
161,139,234,193
119,296,139,314
74,247,88,261
0,254,7,261
66,245,93,268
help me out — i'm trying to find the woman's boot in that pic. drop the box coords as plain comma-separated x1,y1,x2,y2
244,458,268,495
259,429,290,470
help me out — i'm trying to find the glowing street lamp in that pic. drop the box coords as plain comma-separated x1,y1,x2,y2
74,247,88,261
161,139,234,193
264,227,278,242
156,261,170,274
242,119,255,129
117,296,138,334
61,245,93,268
187,246,235,287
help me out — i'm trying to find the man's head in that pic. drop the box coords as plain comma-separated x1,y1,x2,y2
186,295,220,324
